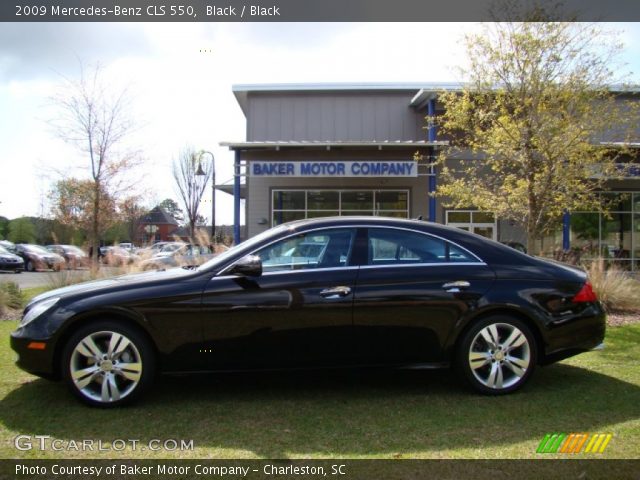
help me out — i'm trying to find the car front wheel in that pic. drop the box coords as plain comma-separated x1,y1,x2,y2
457,316,536,395
62,321,155,407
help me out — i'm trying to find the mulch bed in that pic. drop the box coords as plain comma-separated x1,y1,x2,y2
607,311,640,327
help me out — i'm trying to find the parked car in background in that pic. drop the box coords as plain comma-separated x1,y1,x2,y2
46,245,89,270
15,244,65,272
100,247,140,267
0,240,17,254
10,216,605,407
134,241,174,260
118,242,135,252
0,245,24,273
140,244,213,270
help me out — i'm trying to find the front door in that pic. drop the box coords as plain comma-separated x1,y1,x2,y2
200,228,358,370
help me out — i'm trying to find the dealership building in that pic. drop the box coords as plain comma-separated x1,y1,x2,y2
221,83,640,270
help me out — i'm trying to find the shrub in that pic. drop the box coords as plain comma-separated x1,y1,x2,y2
585,260,640,313
0,281,24,315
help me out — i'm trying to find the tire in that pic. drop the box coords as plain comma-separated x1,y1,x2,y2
61,321,155,407
25,260,34,272
456,315,537,395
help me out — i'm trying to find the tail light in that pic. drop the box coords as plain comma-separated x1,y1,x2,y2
572,281,598,303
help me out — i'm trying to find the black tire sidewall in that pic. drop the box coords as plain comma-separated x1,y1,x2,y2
457,315,537,395
61,320,155,407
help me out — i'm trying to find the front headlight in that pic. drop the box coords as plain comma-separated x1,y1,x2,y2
20,297,60,327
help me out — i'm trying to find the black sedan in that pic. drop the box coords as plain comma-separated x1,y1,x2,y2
11,217,605,407
0,245,24,273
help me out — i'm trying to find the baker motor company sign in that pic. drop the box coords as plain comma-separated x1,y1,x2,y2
250,161,418,177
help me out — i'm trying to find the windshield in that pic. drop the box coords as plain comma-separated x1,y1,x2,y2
24,245,50,254
161,243,184,252
0,246,10,255
64,246,85,255
197,225,288,272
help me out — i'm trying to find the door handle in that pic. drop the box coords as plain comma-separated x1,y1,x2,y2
442,280,470,293
320,286,352,299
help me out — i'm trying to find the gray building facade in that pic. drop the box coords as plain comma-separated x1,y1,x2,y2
222,83,640,270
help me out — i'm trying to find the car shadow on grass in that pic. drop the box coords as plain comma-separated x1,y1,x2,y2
1,364,639,458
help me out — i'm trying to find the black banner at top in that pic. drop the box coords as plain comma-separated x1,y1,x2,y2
2,0,640,22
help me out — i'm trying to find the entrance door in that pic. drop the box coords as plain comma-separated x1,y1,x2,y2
446,210,497,241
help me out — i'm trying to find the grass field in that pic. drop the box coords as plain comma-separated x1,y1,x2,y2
0,319,638,460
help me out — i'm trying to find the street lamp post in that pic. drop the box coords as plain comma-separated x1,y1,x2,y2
198,151,216,243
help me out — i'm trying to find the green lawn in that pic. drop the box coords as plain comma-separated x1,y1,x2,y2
0,320,638,460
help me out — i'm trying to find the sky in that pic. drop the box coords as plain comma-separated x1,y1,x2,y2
1,22,640,227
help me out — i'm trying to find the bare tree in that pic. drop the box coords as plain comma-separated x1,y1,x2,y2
172,148,212,239
50,62,140,264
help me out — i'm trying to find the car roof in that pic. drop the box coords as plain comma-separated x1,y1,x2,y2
278,215,537,267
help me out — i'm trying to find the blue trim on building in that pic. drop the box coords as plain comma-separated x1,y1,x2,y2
427,98,437,222
233,150,241,245
562,211,571,250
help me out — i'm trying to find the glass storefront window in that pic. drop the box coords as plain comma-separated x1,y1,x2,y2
341,191,373,210
272,191,305,210
307,191,339,210
601,213,632,259
375,191,408,210
569,192,638,270
601,192,632,212
272,189,409,226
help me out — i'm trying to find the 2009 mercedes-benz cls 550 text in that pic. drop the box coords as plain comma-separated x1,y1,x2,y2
11,217,605,407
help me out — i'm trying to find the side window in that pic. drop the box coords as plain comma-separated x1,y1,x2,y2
256,229,355,273
367,228,478,265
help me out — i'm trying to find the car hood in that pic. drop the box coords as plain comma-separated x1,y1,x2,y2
0,254,22,261
27,268,195,307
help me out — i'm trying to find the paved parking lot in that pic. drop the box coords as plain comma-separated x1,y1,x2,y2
0,270,91,289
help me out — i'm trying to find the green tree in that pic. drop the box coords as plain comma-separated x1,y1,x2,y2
8,217,36,244
158,198,184,224
433,18,639,253
49,178,118,244
0,216,9,240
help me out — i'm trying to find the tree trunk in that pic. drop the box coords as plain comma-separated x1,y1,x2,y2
91,181,101,271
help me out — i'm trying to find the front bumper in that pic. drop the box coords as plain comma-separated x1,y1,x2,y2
10,329,57,379
0,260,24,271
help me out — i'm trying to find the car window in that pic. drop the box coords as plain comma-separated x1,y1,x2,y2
367,228,478,265
255,228,356,273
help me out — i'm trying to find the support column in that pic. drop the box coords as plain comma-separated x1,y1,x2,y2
427,98,437,223
562,210,571,251
233,150,241,245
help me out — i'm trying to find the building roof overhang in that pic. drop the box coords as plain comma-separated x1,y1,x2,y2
220,140,449,152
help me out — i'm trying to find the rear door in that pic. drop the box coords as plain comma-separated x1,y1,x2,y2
353,227,496,365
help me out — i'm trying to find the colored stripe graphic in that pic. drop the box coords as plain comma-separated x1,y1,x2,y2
537,433,612,454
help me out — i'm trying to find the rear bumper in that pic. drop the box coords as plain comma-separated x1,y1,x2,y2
541,305,606,365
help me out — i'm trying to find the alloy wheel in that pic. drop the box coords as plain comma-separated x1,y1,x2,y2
467,322,531,390
69,330,143,404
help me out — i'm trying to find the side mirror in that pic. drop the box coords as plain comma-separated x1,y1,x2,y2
228,255,262,277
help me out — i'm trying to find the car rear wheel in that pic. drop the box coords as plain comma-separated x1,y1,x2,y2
457,316,536,395
62,321,155,407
